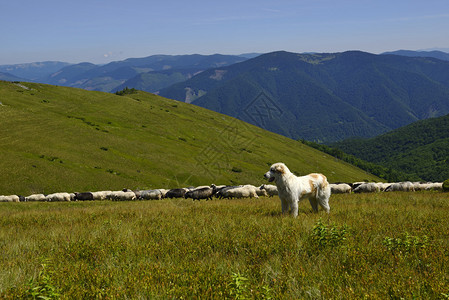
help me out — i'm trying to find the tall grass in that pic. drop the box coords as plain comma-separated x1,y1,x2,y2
1,192,448,299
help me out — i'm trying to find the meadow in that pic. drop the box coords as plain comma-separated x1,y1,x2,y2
1,192,448,299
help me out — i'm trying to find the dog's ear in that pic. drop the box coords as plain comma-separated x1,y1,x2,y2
274,164,285,174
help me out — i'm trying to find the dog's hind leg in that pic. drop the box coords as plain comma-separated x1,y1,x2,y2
308,197,319,213
317,185,331,213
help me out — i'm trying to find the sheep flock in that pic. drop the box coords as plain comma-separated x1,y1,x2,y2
0,181,444,203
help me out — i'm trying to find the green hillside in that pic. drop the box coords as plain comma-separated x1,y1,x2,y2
0,81,378,196
333,114,449,181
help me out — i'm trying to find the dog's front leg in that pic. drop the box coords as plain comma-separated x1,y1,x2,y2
291,200,299,217
281,197,289,215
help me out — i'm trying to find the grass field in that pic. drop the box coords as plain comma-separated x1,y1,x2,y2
1,192,448,299
0,81,378,196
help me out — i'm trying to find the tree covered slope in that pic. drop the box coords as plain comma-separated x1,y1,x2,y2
160,51,449,143
332,114,449,181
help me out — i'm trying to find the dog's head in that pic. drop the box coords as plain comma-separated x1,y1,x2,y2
264,163,288,182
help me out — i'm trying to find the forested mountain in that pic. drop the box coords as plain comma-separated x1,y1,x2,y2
159,50,449,143
41,54,248,92
332,114,449,181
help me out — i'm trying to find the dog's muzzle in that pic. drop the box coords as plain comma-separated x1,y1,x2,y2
264,172,275,182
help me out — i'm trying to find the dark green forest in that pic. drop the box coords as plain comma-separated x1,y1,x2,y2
332,114,449,182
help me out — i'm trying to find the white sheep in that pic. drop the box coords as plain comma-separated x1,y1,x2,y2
259,184,278,197
108,191,136,201
424,182,443,191
330,183,352,194
353,182,380,193
25,194,46,202
91,191,112,200
385,182,415,192
158,189,168,198
46,193,71,202
0,195,20,202
139,189,162,200
220,185,259,199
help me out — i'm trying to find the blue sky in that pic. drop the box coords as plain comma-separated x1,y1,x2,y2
1,0,449,64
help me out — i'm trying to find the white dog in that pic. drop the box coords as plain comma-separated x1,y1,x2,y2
264,163,331,217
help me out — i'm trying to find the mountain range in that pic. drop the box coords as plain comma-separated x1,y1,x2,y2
159,50,449,143
3,49,449,144
42,54,250,93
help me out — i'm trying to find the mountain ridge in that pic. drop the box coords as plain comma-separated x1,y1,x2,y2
159,50,449,143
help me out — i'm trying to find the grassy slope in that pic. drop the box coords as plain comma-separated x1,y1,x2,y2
0,81,378,195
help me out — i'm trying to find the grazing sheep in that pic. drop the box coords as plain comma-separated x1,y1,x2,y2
424,182,443,191
46,193,71,202
74,192,94,201
91,191,112,200
108,191,136,201
350,182,366,190
255,186,268,197
214,186,241,199
376,182,391,192
353,183,380,193
219,185,259,199
0,195,20,202
385,182,415,192
139,189,162,200
330,183,352,194
184,187,215,200
165,188,187,199
25,194,46,202
259,184,278,197
158,189,168,198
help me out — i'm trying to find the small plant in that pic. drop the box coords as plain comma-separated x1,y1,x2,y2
229,272,249,299
311,218,349,249
383,233,429,255
25,260,60,299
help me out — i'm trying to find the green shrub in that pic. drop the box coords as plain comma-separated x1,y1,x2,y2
443,179,449,192
311,218,349,249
